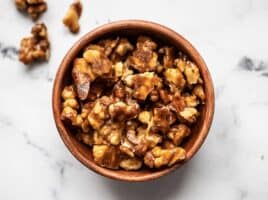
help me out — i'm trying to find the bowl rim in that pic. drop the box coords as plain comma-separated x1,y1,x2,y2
52,19,215,182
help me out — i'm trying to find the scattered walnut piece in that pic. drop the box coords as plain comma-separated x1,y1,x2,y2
62,1,82,33
19,23,50,64
60,35,206,170
15,0,47,20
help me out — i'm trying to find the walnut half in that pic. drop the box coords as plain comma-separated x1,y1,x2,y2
19,23,50,64
15,0,47,20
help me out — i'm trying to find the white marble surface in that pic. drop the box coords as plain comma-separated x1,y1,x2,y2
0,0,268,199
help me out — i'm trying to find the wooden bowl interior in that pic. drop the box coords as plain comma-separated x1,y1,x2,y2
53,21,214,181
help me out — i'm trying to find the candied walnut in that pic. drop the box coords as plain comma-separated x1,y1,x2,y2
72,58,94,100
115,38,134,56
87,82,103,101
174,55,187,72
87,96,114,129
184,94,199,107
120,158,142,170
169,93,186,113
119,138,135,157
83,45,112,77
136,36,157,50
108,101,140,122
167,124,191,145
76,132,94,146
62,1,82,33
124,72,162,100
128,36,158,72
19,23,50,64
63,98,79,109
98,37,119,56
184,61,200,85
113,62,124,79
127,127,162,156
113,81,126,99
159,47,175,68
15,0,47,20
164,68,186,89
144,146,186,168
152,107,176,132
61,106,83,126
138,111,152,124
178,107,199,123
193,85,206,103
92,145,121,169
98,121,123,145
62,85,76,100
159,89,173,104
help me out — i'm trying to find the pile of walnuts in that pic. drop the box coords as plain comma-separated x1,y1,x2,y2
61,36,206,170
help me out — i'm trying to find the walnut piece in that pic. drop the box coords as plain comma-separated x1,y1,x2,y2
144,146,186,168
15,0,47,20
19,23,50,64
93,145,121,169
167,124,191,145
120,158,142,170
62,1,82,33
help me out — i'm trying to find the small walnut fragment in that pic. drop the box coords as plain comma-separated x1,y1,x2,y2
60,35,206,170
19,23,50,64
128,36,158,72
15,0,47,20
120,158,142,170
167,124,191,145
93,145,121,169
144,146,186,168
63,1,82,33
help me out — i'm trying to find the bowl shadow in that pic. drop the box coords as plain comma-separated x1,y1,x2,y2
100,161,195,200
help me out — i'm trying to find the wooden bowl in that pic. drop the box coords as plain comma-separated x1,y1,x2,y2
52,20,215,182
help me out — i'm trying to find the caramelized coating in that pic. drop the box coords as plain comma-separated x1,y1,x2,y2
93,145,121,169
15,0,47,20
19,23,50,64
167,124,191,145
124,72,162,101
61,36,206,170
144,146,186,168
120,158,142,170
62,1,82,33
